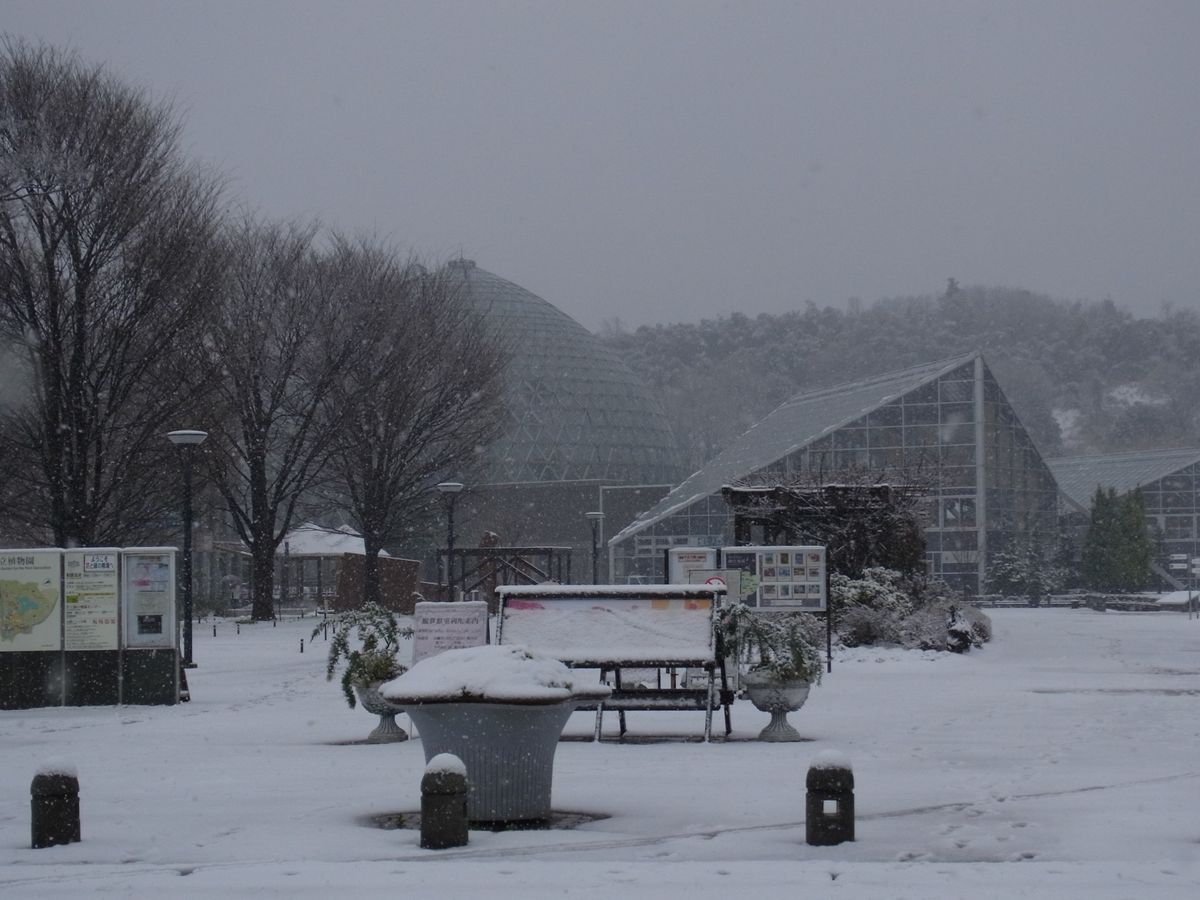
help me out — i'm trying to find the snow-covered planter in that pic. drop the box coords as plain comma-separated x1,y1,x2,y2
381,645,609,823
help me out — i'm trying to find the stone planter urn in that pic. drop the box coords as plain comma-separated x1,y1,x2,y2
741,669,811,742
382,645,609,825
353,681,408,743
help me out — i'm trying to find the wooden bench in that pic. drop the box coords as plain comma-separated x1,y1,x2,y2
495,585,732,742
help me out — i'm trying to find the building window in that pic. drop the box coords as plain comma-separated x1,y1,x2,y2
944,498,977,528
1164,516,1194,540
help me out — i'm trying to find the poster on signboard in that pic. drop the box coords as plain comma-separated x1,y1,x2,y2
720,551,761,607
411,600,489,664
122,549,176,649
64,549,120,651
0,548,63,652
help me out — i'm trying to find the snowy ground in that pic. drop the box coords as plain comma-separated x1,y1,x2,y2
1,609,1198,898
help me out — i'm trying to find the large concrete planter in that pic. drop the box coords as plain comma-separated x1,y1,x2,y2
405,699,578,823
353,682,408,744
381,644,609,825
741,669,811,742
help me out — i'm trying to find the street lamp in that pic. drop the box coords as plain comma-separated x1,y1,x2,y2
166,429,208,667
436,481,465,600
585,511,606,584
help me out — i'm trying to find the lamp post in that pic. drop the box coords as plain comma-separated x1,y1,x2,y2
585,511,606,584
436,482,465,600
166,429,208,667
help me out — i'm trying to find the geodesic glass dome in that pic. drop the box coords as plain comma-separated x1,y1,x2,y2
442,260,682,485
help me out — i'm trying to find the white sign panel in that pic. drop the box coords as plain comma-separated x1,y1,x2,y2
122,549,176,649
685,568,739,604
667,547,719,584
64,549,120,651
0,549,63,651
411,600,489,665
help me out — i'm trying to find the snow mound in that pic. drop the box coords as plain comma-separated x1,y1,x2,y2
426,753,466,776
381,644,610,703
37,757,78,778
810,748,852,771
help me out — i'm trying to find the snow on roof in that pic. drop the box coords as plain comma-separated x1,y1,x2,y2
611,351,980,544
1046,447,1200,511
497,584,723,597
380,644,611,704
276,524,387,558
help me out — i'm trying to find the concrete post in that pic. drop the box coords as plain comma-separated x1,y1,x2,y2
421,754,468,849
31,771,80,848
806,758,854,846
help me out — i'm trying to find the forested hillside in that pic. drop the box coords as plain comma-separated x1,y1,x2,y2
602,285,1200,473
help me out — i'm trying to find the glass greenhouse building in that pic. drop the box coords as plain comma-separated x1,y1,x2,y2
443,260,682,486
609,351,1061,595
1047,447,1200,587
437,261,684,575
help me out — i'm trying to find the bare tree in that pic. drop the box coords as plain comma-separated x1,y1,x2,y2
0,40,225,546
322,242,508,605
201,220,366,621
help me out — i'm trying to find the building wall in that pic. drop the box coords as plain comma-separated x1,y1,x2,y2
1136,462,1200,581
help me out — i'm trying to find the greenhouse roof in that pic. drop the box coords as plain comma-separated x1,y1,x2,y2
610,351,980,544
1046,447,1200,511
442,260,683,485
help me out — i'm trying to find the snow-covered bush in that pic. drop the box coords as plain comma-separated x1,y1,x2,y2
897,598,991,652
833,567,991,651
837,605,902,647
831,567,914,618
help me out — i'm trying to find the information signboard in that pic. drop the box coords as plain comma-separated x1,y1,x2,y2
64,549,120,651
721,545,827,611
0,549,63,652
121,549,176,649
411,600,489,665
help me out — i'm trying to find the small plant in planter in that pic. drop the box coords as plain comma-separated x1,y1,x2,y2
313,603,414,708
718,604,823,685
718,604,823,741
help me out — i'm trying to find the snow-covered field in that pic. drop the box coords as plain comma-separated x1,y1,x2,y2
2,609,1198,898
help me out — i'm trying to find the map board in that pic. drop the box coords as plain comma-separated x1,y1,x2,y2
0,549,63,652
64,549,120,651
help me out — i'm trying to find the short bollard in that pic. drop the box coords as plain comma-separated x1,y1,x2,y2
420,754,468,850
31,769,81,849
806,756,854,846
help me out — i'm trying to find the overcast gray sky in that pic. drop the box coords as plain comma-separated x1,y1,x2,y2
5,0,1198,329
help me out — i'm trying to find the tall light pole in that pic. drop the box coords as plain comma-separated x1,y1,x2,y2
585,511,606,584
166,429,208,667
436,482,464,600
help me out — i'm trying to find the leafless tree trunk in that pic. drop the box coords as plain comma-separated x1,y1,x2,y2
202,221,365,621
322,242,508,606
0,40,226,546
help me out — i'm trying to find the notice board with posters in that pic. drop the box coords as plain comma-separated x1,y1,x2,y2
1,546,181,708
720,546,827,611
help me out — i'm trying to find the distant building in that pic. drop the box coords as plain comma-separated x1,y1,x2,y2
609,351,1060,595
432,261,686,583
1047,447,1200,588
